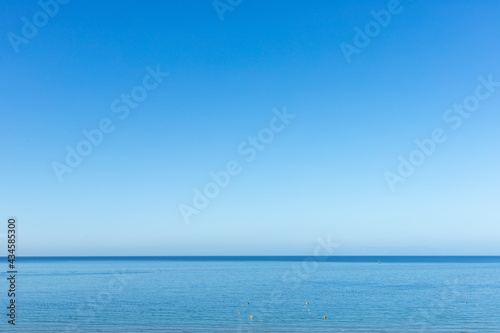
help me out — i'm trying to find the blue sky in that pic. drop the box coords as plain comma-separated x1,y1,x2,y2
1,0,499,255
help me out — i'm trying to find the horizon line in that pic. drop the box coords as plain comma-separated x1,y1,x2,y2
6,255,500,258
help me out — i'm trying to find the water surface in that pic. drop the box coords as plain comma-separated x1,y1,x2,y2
2,256,499,332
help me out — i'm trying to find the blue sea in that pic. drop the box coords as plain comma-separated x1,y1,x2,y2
2,256,500,332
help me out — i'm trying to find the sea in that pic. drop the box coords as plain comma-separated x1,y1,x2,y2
1,256,500,332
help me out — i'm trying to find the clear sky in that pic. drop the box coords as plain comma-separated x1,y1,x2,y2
1,0,499,255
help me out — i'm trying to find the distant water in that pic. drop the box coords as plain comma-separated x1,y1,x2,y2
2,256,500,332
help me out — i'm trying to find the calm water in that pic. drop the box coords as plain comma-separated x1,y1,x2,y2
2,257,500,332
